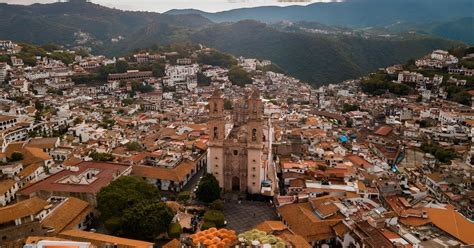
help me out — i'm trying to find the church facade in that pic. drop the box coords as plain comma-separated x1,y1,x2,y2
207,88,275,195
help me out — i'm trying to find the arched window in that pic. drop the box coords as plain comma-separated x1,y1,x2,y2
252,128,257,142
213,127,218,139
213,100,218,113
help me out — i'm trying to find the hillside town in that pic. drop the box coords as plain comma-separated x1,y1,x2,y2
0,39,473,248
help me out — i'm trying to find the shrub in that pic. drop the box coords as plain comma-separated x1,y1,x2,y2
8,152,24,162
203,210,225,228
201,222,216,230
177,191,191,203
211,199,224,210
168,223,183,239
125,141,142,151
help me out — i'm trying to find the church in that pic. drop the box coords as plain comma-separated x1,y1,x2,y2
207,88,276,196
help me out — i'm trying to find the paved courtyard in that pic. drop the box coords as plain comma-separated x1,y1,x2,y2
223,200,279,233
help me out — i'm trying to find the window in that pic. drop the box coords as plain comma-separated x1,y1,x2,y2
215,164,218,168
252,128,257,142
213,127,218,139
233,150,238,156
215,157,218,160
213,100,218,113
253,167,256,171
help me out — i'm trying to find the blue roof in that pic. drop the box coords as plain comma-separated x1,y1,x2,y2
339,135,348,142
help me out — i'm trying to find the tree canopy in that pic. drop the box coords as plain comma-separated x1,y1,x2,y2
421,143,457,163
122,201,175,240
125,141,143,151
115,60,129,73
197,72,212,86
97,176,174,240
197,50,237,69
8,152,24,162
196,173,221,203
360,72,412,96
89,151,114,161
203,210,225,228
228,66,252,86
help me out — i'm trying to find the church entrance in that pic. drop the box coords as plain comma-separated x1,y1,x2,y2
232,176,240,191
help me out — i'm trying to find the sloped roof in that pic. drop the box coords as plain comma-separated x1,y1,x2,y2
374,126,393,136
277,202,341,242
0,197,48,224
41,197,91,234
0,179,16,194
59,230,153,248
132,159,196,182
425,205,474,244
254,220,287,233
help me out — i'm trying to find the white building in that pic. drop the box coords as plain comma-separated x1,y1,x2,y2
0,62,7,83
397,71,425,83
165,64,199,83
0,179,19,206
238,57,258,72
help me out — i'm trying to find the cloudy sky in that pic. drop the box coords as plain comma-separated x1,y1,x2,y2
0,0,341,13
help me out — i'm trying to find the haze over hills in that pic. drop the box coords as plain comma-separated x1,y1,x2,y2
166,0,474,45
189,20,461,84
165,0,473,27
0,0,468,85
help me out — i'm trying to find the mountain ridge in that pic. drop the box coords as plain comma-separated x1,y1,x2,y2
0,1,467,86
165,0,474,27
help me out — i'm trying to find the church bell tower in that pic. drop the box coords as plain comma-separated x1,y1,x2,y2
207,88,225,188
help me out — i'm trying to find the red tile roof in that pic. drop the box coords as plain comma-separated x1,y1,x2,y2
374,126,393,136
19,161,131,195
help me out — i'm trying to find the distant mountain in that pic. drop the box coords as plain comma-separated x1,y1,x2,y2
166,0,474,27
189,20,462,85
430,17,474,45
0,1,466,86
0,1,212,46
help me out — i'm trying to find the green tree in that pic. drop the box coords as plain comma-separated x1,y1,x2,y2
8,152,24,162
115,60,129,73
197,72,212,86
97,176,162,233
122,201,175,240
168,223,183,239
89,151,114,161
421,143,457,163
177,191,191,203
341,103,359,113
131,81,154,93
125,141,143,152
99,117,116,129
203,210,225,228
196,173,221,203
228,66,252,86
152,62,166,77
34,100,44,111
211,199,224,210
197,50,237,68
224,99,233,110
259,64,284,74
201,222,216,230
